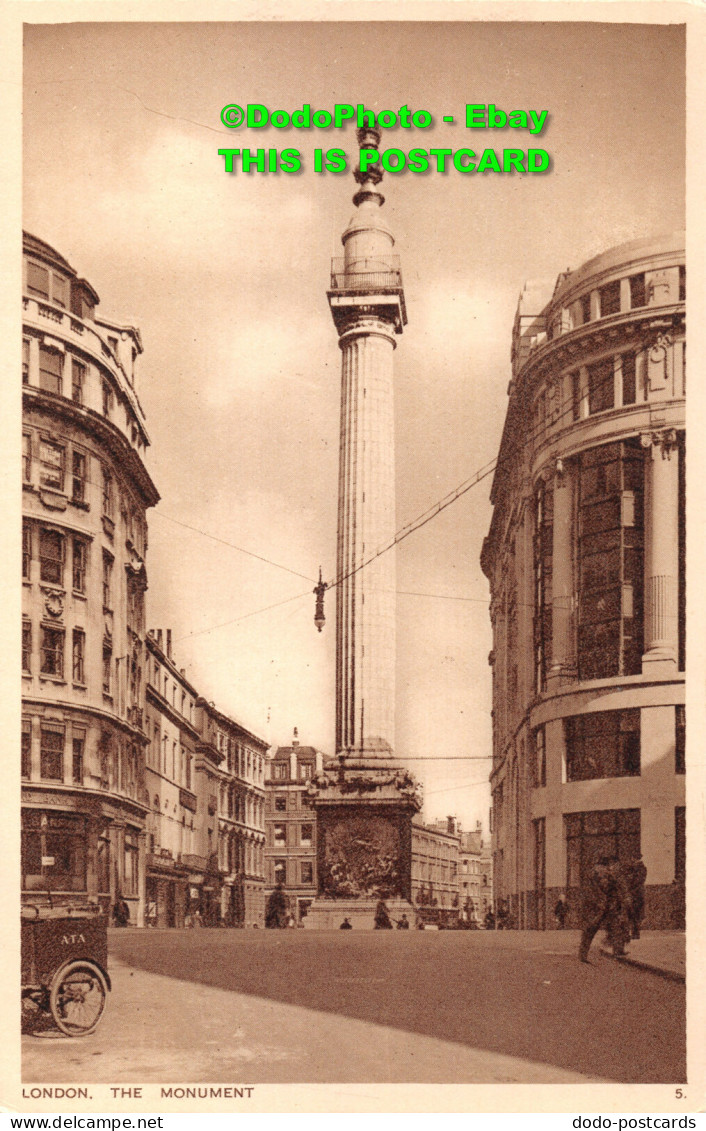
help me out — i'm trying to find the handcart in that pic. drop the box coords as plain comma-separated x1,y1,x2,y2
21,904,111,1036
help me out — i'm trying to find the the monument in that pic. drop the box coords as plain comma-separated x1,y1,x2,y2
306,127,422,929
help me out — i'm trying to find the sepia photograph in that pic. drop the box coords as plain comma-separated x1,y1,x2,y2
9,4,700,1113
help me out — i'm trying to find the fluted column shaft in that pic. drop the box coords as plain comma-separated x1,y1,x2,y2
336,317,396,758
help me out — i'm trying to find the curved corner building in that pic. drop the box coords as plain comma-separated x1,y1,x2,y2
481,233,685,929
22,232,159,924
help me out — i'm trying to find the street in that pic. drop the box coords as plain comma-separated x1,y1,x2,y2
22,929,685,1085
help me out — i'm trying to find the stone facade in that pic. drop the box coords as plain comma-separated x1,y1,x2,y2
458,823,493,923
482,233,686,930
21,231,159,926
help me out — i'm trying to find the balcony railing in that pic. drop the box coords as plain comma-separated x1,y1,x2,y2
330,256,403,293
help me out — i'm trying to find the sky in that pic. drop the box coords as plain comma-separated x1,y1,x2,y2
22,18,685,830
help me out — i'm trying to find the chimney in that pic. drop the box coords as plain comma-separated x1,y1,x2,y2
292,727,299,748
156,629,163,648
166,629,172,659
447,816,455,835
476,819,482,832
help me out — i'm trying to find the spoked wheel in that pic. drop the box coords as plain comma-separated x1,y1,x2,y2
49,961,108,1036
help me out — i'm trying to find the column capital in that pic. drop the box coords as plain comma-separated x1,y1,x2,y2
640,428,679,459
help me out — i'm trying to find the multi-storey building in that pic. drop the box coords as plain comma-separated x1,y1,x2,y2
411,817,461,915
264,731,328,924
482,233,685,929
193,699,267,927
459,823,493,922
144,629,199,927
21,232,159,925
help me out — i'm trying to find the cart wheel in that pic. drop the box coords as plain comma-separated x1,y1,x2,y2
49,961,108,1036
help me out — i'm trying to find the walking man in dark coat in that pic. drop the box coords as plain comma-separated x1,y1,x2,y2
578,857,630,962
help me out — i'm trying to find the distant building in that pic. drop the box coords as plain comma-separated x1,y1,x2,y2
459,823,493,922
144,629,199,927
482,233,685,929
21,232,159,925
193,699,268,927
264,730,329,924
411,817,461,917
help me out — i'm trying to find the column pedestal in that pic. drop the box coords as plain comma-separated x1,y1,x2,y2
305,765,421,930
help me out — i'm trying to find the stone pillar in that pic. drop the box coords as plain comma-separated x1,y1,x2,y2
548,463,575,686
641,429,679,672
640,704,679,926
336,317,397,759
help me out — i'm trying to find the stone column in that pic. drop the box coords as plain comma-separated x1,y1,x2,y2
641,429,679,672
548,462,575,686
336,316,397,759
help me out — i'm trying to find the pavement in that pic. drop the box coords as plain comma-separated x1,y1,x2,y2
599,931,685,982
22,928,686,1086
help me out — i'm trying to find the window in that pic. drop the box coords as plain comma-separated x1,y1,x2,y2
69,538,86,594
103,639,112,694
676,706,685,775
678,437,686,672
102,553,113,610
72,628,85,684
124,830,139,897
38,346,62,395
629,273,645,309
301,861,313,885
675,807,685,881
22,523,31,580
274,795,286,812
22,719,31,778
71,358,85,404
22,339,30,383
533,479,553,693
72,731,85,783
53,275,68,308
40,625,64,679
102,380,113,418
300,762,313,780
22,810,87,894
577,440,644,680
71,449,87,504
273,859,286,886
580,293,591,325
22,619,31,673
27,262,49,299
300,823,313,847
23,432,32,482
533,726,546,788
274,823,286,848
570,371,581,422
587,357,614,415
565,808,640,895
102,467,114,518
39,528,64,586
272,762,288,780
599,280,621,317
679,266,686,302
39,439,65,492
621,352,636,406
565,709,640,781
40,724,64,779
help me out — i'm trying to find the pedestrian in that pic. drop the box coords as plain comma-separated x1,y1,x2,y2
112,893,130,927
339,917,353,930
554,893,568,929
374,899,393,929
396,913,410,929
624,856,647,939
578,857,630,963
484,908,495,930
